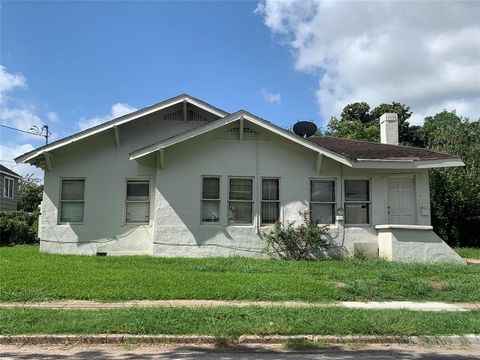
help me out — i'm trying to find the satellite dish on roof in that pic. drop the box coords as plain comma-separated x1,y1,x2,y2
293,121,317,138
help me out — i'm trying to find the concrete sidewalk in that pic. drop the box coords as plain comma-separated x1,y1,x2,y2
0,300,478,311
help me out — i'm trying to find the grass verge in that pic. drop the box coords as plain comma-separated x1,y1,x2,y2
0,307,479,336
1,245,479,302
455,247,480,259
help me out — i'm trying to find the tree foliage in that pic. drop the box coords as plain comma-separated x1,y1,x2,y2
422,111,480,247
17,174,43,212
326,101,423,146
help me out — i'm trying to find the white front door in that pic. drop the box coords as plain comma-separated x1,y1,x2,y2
387,177,417,225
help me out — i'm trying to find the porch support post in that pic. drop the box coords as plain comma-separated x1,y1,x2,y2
316,153,323,175
183,100,188,122
44,152,53,172
239,116,244,142
113,126,120,148
157,149,165,169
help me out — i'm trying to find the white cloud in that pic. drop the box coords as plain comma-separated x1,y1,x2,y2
77,103,137,131
0,65,26,104
257,0,480,123
46,112,60,124
261,88,281,104
0,142,43,180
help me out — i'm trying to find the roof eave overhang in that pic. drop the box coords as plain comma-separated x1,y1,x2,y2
351,158,465,169
129,111,354,167
0,170,22,179
14,94,229,164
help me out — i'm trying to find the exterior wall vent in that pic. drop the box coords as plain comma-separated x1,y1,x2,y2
188,110,208,122
164,109,183,121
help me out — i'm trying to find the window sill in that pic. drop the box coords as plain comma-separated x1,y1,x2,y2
123,223,152,227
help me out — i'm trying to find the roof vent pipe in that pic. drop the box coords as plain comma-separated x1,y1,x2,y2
380,113,399,145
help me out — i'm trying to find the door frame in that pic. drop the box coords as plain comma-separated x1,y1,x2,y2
385,174,417,225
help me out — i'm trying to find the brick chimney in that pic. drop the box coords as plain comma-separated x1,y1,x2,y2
380,113,399,145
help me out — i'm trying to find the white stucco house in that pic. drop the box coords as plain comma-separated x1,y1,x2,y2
15,94,465,263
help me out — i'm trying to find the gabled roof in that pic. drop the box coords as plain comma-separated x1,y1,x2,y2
130,112,464,169
129,111,353,166
15,93,229,164
0,164,22,179
15,93,464,170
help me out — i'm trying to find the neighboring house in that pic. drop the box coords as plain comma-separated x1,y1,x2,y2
15,94,465,263
0,165,21,211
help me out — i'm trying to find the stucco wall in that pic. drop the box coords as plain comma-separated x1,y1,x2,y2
38,115,437,259
378,227,465,264
39,109,215,255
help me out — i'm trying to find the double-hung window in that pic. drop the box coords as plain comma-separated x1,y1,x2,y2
229,178,253,224
310,179,336,224
261,178,280,225
344,179,370,225
201,177,220,223
3,176,14,199
60,179,85,223
125,180,150,223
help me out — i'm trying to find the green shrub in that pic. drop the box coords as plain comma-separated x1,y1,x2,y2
262,210,331,260
0,210,39,246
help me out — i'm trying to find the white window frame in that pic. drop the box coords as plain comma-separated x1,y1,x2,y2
343,177,372,226
3,176,14,199
228,176,254,225
261,177,280,225
309,178,337,225
125,178,151,225
201,175,221,225
59,178,85,225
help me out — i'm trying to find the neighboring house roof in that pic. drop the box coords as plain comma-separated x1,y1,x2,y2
0,164,22,179
307,136,459,162
14,93,229,164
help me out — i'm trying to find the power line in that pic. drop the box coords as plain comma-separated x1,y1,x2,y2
0,123,44,136
0,123,51,144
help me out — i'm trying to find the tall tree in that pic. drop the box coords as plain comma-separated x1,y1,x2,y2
17,174,43,212
326,101,423,146
422,111,480,247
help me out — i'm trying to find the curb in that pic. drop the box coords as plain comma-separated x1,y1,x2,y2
0,334,479,346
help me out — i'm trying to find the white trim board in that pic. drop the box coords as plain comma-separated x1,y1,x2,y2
15,94,229,164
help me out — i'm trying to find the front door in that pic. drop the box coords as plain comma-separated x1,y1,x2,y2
387,177,416,225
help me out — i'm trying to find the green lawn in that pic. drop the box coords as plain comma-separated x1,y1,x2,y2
1,307,479,336
455,247,480,259
1,245,479,302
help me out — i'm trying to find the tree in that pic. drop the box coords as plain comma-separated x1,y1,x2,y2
326,101,423,146
17,174,43,212
422,111,480,247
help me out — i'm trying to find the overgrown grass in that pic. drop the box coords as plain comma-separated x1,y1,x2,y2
0,307,478,336
1,245,479,302
455,247,480,259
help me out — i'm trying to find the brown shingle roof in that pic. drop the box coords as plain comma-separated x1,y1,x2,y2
307,136,458,162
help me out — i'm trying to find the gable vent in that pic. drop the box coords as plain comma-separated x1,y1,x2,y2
225,127,257,134
188,110,208,122
164,109,183,121
163,109,208,122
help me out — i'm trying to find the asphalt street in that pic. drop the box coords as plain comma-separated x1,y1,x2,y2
1,344,479,360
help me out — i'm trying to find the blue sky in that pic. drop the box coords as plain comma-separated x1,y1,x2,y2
1,1,317,134
1,1,478,178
